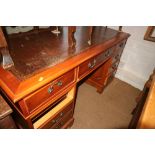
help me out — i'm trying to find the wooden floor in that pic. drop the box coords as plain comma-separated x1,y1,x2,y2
72,78,140,129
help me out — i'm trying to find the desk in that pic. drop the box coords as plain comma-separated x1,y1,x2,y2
0,27,130,128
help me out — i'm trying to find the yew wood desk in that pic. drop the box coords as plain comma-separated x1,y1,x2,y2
0,27,130,128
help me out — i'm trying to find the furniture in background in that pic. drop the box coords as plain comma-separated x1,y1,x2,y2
129,69,155,128
0,95,17,129
0,27,14,69
136,69,155,128
144,26,155,42
0,26,129,128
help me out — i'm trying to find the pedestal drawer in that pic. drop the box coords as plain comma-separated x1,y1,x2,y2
115,39,126,54
41,102,74,129
108,61,119,75
78,47,115,80
52,110,73,129
20,69,75,115
33,87,75,129
112,50,122,64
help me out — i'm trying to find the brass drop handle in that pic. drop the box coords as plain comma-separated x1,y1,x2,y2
55,126,59,129
55,122,63,129
105,50,110,57
112,63,118,70
48,87,53,94
57,81,63,86
115,54,120,60
119,42,124,48
48,80,62,93
52,112,64,123
60,112,63,116
88,59,96,69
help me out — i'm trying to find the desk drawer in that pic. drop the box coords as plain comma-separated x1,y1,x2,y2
108,61,119,75
33,87,75,129
41,102,74,129
51,110,73,129
21,69,75,114
115,39,126,54
78,47,114,79
112,50,122,64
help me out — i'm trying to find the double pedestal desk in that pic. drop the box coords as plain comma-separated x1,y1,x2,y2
0,27,130,128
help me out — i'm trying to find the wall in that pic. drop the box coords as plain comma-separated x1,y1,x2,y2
110,26,155,90
6,26,49,34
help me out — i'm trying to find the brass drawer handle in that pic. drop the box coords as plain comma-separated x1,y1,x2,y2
55,126,59,129
105,50,110,57
57,81,63,86
112,62,119,70
48,87,53,94
52,112,64,124
60,112,63,116
55,122,63,129
115,54,120,60
88,59,96,69
119,42,124,48
48,80,62,94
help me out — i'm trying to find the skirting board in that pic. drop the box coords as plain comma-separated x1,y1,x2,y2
115,67,146,90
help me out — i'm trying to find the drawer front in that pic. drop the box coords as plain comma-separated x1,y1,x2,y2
115,39,126,54
108,61,120,75
78,47,115,79
41,102,74,129
22,69,75,114
112,50,122,64
51,110,73,129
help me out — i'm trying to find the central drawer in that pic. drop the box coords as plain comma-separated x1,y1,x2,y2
20,69,75,115
78,47,115,80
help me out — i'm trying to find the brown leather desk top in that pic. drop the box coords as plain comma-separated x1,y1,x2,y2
7,27,120,80
0,27,129,102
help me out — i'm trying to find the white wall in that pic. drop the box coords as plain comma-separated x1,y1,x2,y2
6,26,49,34
110,26,155,90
